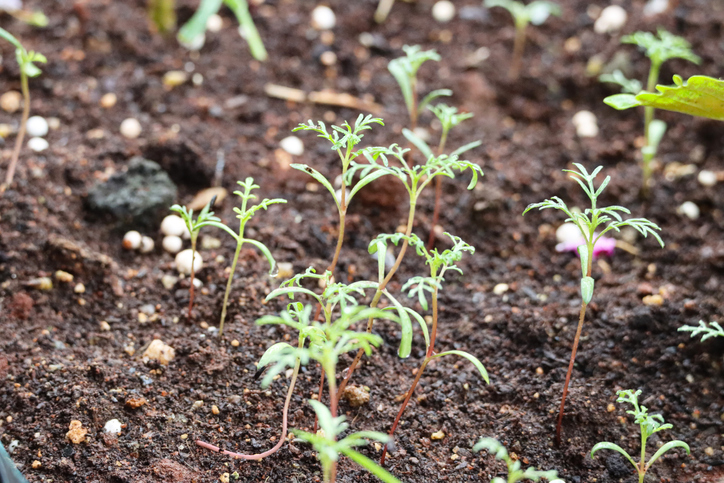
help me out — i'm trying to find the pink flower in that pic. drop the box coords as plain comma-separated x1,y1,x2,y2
555,236,616,259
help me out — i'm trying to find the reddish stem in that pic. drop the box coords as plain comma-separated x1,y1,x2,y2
187,239,197,318
555,299,587,445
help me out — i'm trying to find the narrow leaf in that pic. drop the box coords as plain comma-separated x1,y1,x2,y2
402,128,433,160
646,440,690,471
591,442,638,471
433,350,489,384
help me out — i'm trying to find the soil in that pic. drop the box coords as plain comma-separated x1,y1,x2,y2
1,0,724,482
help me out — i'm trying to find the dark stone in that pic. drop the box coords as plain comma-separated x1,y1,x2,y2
605,453,631,478
85,157,177,227
629,306,654,331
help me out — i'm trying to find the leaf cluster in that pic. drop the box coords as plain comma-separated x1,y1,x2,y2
622,29,701,68
170,197,220,241
402,104,482,160
474,437,559,483
485,0,561,28
0,27,46,78
600,69,643,95
678,320,724,341
388,45,451,121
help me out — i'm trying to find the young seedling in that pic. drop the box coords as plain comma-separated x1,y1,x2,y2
0,28,46,193
606,74,724,122
523,164,663,444
388,46,451,130
178,0,267,61
148,0,176,34
604,29,700,193
195,178,285,336
484,0,560,80
591,389,690,483
679,320,724,341
474,437,559,482
170,196,219,318
336,145,483,402
380,232,489,464
403,103,481,248
600,69,643,95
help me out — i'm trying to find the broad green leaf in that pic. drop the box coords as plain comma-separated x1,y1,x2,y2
340,448,403,483
646,440,690,471
635,75,724,121
257,342,294,370
581,276,594,304
402,128,433,160
433,350,489,384
291,164,339,208
604,93,642,110
590,442,638,471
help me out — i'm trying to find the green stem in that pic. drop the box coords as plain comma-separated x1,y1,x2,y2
230,0,268,61
427,130,449,249
509,22,527,80
219,239,243,336
639,431,646,483
2,69,29,191
188,236,197,318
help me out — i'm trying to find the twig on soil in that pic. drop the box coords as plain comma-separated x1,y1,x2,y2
264,83,384,114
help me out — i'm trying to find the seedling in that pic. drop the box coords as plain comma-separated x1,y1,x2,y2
474,437,559,482
0,28,46,193
374,0,395,23
148,0,176,34
170,196,219,318
591,389,689,483
178,0,267,61
403,103,481,248
523,164,663,443
484,0,560,80
679,320,724,341
388,46,451,130
606,75,724,122
194,178,285,336
380,232,489,464
336,144,483,400
600,70,643,95
604,29,700,193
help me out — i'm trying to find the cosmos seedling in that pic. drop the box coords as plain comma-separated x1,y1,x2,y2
196,178,285,336
148,0,176,34
178,0,267,61
591,390,689,483
388,46,451,130
380,232,489,464
403,103,481,248
474,438,559,483
523,163,663,443
679,320,724,341
484,0,560,80
604,29,700,193
600,70,643,95
0,28,46,193
336,144,483,400
170,196,219,318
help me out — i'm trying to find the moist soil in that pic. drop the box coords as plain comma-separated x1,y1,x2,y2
2,0,724,482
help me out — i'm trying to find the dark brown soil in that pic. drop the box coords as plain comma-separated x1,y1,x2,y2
2,0,724,482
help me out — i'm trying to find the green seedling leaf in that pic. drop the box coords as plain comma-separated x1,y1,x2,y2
450,140,483,157
0,27,22,49
381,289,412,358
402,128,433,160
646,440,690,470
291,164,339,208
340,448,402,483
622,29,701,67
433,350,489,384
225,0,268,61
591,442,637,470
636,75,724,121
679,320,724,341
648,119,667,152
178,0,222,47
580,276,594,304
577,245,589,278
418,88,452,113
600,70,643,95
604,93,642,110
527,1,561,25
257,342,294,371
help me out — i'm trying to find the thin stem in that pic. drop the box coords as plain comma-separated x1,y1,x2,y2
381,281,438,465
410,78,418,131
219,240,243,337
187,236,197,318
639,430,646,483
336,202,417,398
2,70,29,191
509,23,527,80
195,346,302,459
313,367,325,433
641,61,661,195
427,131,448,249
555,250,593,444
326,362,339,483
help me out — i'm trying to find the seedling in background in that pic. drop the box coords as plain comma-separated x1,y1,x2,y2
380,232,489,465
170,196,219,318
374,0,395,23
591,390,689,483
474,437,559,482
484,0,560,80
523,164,663,444
196,178,285,336
606,74,724,122
403,103,481,248
679,320,724,341
388,46,451,130
604,29,700,194
178,0,267,61
336,144,483,401
0,28,46,193
600,69,643,95
148,0,176,34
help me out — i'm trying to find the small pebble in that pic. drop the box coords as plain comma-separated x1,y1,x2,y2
100,93,117,108
27,277,52,290
0,123,13,137
123,231,142,250
705,447,715,456
231,339,240,347
311,5,336,30
162,235,183,254
27,137,49,152
220,473,230,483
698,170,717,187
26,116,48,137
431,430,445,440
201,236,221,250
678,201,700,220
74,283,86,294
572,110,599,138
120,118,142,139
0,91,21,112
99,320,111,331
642,294,664,306
143,339,175,365
192,400,204,410
140,236,155,254
163,70,188,88
161,274,178,289
66,420,88,444
644,0,669,17
280,136,304,156
320,50,337,66
432,1,455,22
212,405,220,415
493,283,509,295
594,5,627,34
276,262,294,279
175,249,203,275
555,222,580,244
161,214,188,237
104,419,122,435
342,385,370,407
607,403,616,412
206,13,223,32
32,460,41,469
54,270,74,283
